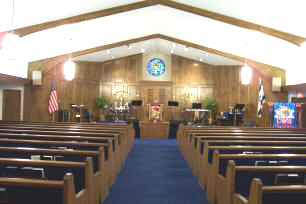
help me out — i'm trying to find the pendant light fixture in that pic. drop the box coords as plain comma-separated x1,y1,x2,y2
64,53,75,81
64,38,75,81
3,0,19,48
241,43,252,85
241,60,252,85
2,0,19,59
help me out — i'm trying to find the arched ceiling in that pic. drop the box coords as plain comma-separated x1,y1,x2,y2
0,0,306,84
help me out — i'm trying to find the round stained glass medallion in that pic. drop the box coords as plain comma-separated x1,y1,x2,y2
147,58,166,77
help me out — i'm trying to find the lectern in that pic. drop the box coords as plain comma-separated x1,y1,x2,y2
168,101,179,120
140,103,169,139
131,100,142,120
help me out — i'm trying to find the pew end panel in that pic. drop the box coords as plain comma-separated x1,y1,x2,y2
206,150,220,203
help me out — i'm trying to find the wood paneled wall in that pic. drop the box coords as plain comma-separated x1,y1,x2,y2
99,54,142,102
214,65,287,127
24,61,100,121
171,55,287,126
171,55,215,120
24,53,287,126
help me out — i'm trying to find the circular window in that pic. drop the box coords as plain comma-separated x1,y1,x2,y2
147,58,166,77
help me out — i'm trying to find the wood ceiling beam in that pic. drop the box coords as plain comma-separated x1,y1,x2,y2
28,34,283,80
12,0,305,47
13,0,160,37
160,0,305,46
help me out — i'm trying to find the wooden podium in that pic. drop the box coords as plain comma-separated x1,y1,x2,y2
140,121,170,140
140,103,169,139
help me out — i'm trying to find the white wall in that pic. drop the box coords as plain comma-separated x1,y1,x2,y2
0,81,24,120
142,53,171,81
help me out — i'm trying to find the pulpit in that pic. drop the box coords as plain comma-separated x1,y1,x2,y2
140,103,169,139
140,121,170,140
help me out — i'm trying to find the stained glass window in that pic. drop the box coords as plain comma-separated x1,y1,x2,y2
147,58,166,77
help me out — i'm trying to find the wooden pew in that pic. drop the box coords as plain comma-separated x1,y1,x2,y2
0,138,110,200
0,126,126,174
218,160,306,204
195,139,306,184
0,173,84,204
0,121,135,150
0,122,135,166
234,178,306,204
184,131,306,166
0,121,135,202
0,158,93,204
192,135,306,184
208,153,306,204
0,148,103,204
177,125,306,154
0,132,117,185
176,125,306,151
188,133,306,168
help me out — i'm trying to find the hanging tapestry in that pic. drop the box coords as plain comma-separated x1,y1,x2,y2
150,104,161,122
274,103,296,128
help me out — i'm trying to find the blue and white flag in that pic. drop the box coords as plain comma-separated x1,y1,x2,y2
257,78,265,118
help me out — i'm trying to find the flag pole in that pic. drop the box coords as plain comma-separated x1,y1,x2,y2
52,112,55,123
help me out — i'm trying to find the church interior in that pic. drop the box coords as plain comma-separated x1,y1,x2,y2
0,0,306,204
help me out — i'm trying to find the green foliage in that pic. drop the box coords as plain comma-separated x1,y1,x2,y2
95,95,108,110
203,98,218,112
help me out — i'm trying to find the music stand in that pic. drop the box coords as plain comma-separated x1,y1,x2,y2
132,100,142,106
168,101,179,119
131,100,142,120
233,104,245,126
192,103,202,109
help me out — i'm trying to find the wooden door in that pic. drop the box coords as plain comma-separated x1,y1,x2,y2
143,86,168,105
3,90,21,121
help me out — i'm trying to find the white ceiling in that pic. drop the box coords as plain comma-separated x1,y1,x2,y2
0,0,305,84
73,38,244,65
1,0,305,37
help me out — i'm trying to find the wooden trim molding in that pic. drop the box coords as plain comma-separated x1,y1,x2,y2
0,73,32,85
11,0,305,46
140,80,173,86
282,83,306,92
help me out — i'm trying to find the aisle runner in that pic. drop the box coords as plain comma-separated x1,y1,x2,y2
103,138,210,204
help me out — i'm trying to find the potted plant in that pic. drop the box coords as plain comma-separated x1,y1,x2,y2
95,95,108,121
203,98,218,124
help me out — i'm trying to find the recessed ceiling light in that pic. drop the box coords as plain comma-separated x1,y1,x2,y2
106,50,111,54
206,52,209,56
172,43,176,48
184,46,189,51
141,48,146,53
170,49,174,53
200,58,203,62
127,44,132,49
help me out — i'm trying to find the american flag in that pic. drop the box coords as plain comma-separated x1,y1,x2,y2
48,80,58,113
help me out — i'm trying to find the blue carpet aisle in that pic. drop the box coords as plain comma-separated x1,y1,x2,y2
103,138,210,204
